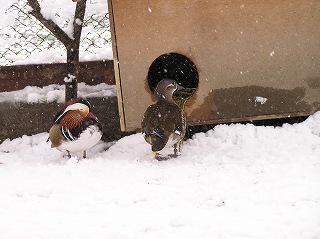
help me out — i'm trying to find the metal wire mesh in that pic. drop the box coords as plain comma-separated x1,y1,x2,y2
0,1,111,65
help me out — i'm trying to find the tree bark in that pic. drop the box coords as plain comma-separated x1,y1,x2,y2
27,0,87,102
65,0,87,101
65,47,78,101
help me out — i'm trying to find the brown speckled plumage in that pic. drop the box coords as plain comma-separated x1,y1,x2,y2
141,79,186,159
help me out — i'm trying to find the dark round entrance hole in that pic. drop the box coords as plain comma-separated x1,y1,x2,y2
147,53,199,103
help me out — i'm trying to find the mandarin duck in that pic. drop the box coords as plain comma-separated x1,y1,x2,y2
141,78,186,160
48,98,102,158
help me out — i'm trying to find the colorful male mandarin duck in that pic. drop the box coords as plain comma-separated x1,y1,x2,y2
48,98,102,158
141,78,186,160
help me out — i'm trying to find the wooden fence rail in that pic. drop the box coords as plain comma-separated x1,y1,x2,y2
0,60,115,92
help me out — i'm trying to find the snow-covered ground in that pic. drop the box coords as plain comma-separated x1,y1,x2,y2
1,111,320,239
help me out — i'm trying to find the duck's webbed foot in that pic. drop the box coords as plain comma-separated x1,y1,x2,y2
168,144,179,158
66,150,71,158
151,152,168,161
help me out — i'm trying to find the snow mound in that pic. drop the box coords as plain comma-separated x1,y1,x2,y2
0,112,320,239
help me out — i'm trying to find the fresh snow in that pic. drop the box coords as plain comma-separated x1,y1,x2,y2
0,111,320,239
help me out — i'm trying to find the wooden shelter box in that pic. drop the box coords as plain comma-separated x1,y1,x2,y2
108,0,320,131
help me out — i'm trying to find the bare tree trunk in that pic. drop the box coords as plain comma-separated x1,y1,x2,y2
65,0,87,101
65,47,78,101
27,0,87,102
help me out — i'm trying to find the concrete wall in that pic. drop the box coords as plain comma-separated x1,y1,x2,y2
0,97,122,144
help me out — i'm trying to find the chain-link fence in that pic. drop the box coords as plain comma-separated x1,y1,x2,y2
0,1,111,65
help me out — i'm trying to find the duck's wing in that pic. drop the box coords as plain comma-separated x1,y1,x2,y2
60,112,101,142
142,102,185,151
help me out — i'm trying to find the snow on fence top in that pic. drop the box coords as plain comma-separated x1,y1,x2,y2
0,82,117,104
1,0,112,66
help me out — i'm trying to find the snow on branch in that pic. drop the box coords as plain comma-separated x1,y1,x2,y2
26,0,88,101
27,0,87,50
27,0,73,47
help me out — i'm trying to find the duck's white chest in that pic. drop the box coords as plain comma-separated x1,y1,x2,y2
58,125,102,152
